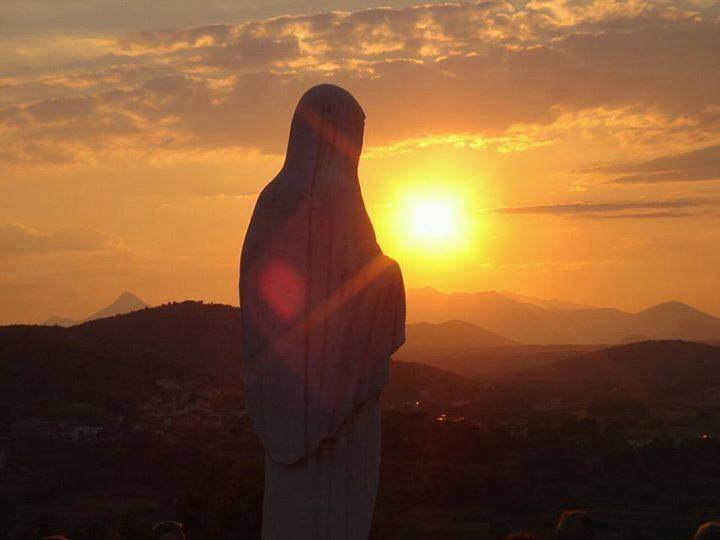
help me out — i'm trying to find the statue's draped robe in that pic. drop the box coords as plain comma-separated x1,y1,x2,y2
240,85,406,539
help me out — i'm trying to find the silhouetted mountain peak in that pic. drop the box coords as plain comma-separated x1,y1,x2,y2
87,292,148,321
637,300,716,321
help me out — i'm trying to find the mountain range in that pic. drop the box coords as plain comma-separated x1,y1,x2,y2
36,287,720,347
406,287,720,344
4,301,720,414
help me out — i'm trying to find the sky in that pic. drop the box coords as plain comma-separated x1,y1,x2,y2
1,0,720,324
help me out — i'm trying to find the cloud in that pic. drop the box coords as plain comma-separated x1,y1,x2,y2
586,211,697,219
598,145,720,184
1,1,719,165
495,200,705,215
0,223,121,255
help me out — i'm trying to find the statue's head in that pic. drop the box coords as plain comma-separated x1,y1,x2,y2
284,84,366,175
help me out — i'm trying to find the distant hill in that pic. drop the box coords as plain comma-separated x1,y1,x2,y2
618,334,650,344
0,324,188,418
634,301,720,342
406,287,572,344
42,292,148,327
381,361,480,409
76,301,242,379
42,316,80,327
86,292,148,321
406,288,720,344
507,340,720,403
395,343,603,380
46,303,516,382
404,320,517,350
500,291,596,310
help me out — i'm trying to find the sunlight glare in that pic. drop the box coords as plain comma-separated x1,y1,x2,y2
410,201,456,240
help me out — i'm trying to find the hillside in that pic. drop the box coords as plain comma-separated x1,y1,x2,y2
76,301,243,379
381,361,481,411
0,307,486,416
404,320,517,350
10,302,720,409
507,340,720,403
0,325,188,419
395,343,603,380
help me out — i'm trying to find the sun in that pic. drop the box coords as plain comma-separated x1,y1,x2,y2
410,200,457,240
389,187,472,257
370,169,482,263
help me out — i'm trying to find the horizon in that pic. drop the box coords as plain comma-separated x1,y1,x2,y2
2,0,720,324
34,287,720,326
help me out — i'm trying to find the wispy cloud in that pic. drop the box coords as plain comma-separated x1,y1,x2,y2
495,200,705,216
586,211,697,219
598,145,720,184
0,223,121,255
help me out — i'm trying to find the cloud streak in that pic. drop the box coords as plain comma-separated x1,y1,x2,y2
495,200,705,215
600,145,720,184
0,223,121,255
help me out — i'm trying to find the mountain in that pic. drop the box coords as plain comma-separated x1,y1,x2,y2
549,307,638,344
86,292,148,321
507,340,720,403
406,287,574,344
43,292,148,327
500,291,596,310
634,301,720,342
406,287,720,344
404,320,517,350
552,301,720,344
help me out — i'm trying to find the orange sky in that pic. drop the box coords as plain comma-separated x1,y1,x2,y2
2,0,720,324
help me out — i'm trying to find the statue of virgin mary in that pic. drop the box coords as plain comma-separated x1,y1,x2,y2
240,84,405,539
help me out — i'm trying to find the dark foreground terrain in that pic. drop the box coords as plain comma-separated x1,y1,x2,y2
2,302,720,539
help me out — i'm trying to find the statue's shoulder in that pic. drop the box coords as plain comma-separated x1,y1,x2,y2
379,254,402,274
373,255,404,289
255,177,281,206
254,173,307,213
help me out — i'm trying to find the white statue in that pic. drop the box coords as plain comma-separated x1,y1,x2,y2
240,84,406,539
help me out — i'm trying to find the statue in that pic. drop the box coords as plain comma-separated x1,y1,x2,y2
240,84,406,539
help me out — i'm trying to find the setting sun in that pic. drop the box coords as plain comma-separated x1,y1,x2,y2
410,200,456,240
383,181,476,261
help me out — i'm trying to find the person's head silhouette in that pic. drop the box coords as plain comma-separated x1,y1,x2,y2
696,522,720,540
556,510,596,540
